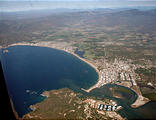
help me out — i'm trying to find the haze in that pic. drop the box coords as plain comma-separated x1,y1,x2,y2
0,0,156,12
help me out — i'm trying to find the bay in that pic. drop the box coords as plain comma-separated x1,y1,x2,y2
0,45,98,117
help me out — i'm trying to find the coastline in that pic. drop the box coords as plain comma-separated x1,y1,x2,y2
69,52,100,92
131,86,150,108
5,42,101,92
131,95,150,108
3,42,150,109
40,91,50,98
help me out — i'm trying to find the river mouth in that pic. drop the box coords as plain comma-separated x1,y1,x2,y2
0,45,98,117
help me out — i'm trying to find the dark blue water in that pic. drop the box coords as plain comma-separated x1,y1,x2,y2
0,45,98,117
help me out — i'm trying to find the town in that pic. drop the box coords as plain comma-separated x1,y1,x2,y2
3,41,150,108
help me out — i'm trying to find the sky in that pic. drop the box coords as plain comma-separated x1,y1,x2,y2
0,0,156,1
0,0,156,12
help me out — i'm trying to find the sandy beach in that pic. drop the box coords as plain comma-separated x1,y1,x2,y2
131,95,150,108
5,42,101,93
69,52,100,92
3,42,151,111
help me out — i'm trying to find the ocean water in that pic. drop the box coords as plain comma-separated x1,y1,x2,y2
1,45,156,119
0,45,98,117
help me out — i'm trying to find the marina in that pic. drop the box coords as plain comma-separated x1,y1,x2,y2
97,104,122,111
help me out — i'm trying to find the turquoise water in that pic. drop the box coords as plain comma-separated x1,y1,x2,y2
0,45,98,117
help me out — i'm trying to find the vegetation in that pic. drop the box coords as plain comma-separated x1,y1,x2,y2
135,67,156,100
143,93,156,101
1,8,156,118
23,88,119,119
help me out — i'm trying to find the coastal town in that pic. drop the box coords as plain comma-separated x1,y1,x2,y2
1,6,156,120
2,40,150,109
23,88,124,120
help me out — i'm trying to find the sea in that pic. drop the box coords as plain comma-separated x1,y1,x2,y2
1,45,156,119
0,45,98,117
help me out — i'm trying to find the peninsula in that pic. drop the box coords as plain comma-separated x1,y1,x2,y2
5,41,150,108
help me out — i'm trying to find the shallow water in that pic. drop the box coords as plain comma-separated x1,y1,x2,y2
87,84,156,119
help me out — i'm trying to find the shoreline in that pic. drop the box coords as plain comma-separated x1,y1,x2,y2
131,95,150,108
69,52,100,92
130,86,150,108
2,42,150,108
5,42,101,92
